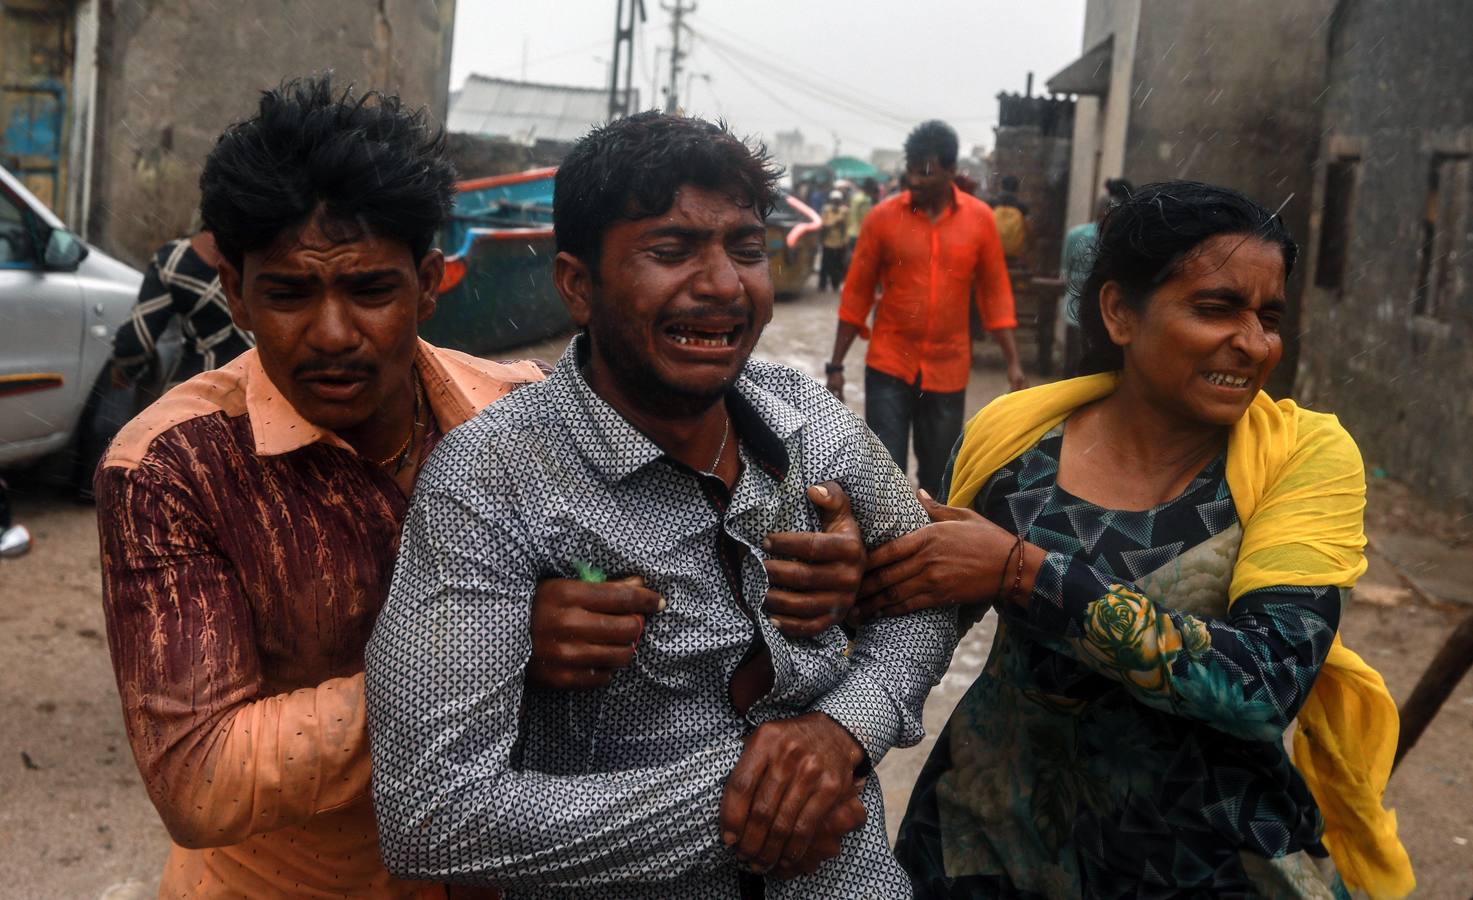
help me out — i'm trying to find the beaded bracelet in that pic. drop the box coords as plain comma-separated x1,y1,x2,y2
1006,532,1027,606
994,532,1025,607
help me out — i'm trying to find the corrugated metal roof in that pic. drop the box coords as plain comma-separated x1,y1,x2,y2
448,75,635,144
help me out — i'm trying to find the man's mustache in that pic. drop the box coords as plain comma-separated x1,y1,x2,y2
292,358,378,379
659,303,751,324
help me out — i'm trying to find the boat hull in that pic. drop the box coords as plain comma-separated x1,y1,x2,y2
421,228,569,355
425,170,821,353
768,224,818,298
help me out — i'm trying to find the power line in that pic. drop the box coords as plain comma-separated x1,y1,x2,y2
694,36,872,153
462,36,611,81
689,28,914,129
688,21,921,126
688,18,1004,128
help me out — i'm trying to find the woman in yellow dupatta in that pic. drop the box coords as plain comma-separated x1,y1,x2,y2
869,182,1412,899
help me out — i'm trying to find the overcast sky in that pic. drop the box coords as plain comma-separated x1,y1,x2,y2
450,0,1087,159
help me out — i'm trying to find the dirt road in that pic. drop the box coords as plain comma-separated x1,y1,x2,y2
2,288,1469,897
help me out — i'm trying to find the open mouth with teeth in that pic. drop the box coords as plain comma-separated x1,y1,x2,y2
665,324,740,349
1204,371,1251,388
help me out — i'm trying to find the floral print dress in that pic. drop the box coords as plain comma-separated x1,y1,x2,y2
894,426,1351,899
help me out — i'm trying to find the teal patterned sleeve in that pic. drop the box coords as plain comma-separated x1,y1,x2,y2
1010,558,1343,742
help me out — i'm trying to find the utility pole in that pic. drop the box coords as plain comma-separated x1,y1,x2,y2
662,0,695,112
608,0,647,120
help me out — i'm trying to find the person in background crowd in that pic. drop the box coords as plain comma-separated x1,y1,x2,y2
991,174,1029,216
990,174,1032,267
874,181,1413,898
1059,194,1111,377
806,179,828,215
365,110,957,898
847,177,877,255
842,178,877,283
1061,178,1135,376
110,226,254,391
819,188,849,291
94,75,551,899
828,119,1026,497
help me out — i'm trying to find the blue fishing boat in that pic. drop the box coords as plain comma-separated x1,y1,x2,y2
420,168,569,355
421,168,822,354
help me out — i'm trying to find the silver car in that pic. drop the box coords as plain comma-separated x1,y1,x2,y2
1,164,141,486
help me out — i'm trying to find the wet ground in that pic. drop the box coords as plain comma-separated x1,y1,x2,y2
2,287,1470,897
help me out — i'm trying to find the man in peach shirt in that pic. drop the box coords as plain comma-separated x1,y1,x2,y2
827,120,1025,496
92,76,555,898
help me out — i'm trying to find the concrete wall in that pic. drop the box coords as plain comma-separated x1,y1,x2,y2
1296,0,1473,512
1061,0,1332,394
1122,0,1334,394
85,0,456,267
1062,0,1141,230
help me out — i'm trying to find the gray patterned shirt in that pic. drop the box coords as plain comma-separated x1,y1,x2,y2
366,336,957,898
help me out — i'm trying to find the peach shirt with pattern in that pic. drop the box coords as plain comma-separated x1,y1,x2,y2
96,342,543,898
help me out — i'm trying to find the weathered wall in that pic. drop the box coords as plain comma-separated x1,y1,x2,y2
1063,0,1141,230
1297,0,1473,512
86,0,456,267
1123,0,1335,394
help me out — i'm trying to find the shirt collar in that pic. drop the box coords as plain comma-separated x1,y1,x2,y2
903,182,963,221
549,334,803,483
728,371,801,480
244,340,498,458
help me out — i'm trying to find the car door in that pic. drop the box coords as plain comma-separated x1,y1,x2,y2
0,178,83,458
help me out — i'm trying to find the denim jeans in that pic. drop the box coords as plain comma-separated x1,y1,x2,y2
864,367,965,497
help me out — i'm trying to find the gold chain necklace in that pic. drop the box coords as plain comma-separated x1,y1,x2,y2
374,372,424,471
699,414,730,476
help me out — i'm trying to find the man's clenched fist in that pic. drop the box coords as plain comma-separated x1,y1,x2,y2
526,576,664,690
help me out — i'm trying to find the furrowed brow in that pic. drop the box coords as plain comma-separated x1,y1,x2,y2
726,224,766,241
1188,287,1249,305
641,225,710,241
257,272,315,287
340,269,403,287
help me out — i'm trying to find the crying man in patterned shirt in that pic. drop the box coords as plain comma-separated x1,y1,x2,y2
367,112,960,899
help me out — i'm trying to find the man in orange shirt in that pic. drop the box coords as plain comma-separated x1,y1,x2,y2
826,120,1025,495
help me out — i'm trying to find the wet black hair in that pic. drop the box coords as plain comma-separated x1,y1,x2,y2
553,111,781,270
904,120,959,170
199,73,456,271
1075,180,1298,375
1103,177,1135,202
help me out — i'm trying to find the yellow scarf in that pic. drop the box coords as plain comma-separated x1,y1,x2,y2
946,374,1413,899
